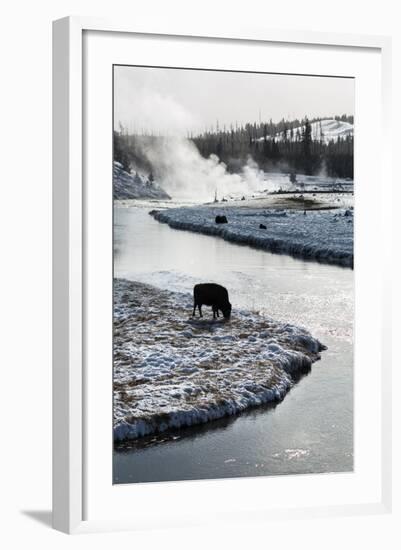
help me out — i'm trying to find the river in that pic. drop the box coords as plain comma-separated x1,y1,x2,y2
113,205,353,483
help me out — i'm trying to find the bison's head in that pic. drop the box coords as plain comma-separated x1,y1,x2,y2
222,302,232,320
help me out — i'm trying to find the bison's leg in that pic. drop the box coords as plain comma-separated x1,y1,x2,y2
216,308,220,318
193,301,196,316
198,304,203,317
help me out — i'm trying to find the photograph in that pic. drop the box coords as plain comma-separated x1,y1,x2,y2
112,65,354,484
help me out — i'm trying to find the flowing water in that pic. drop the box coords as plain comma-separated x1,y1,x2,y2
113,206,353,483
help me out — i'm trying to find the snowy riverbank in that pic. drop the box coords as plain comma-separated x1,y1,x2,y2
114,279,325,442
150,206,353,268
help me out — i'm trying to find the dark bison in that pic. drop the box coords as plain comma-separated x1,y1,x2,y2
259,223,267,229
193,283,232,320
215,215,228,224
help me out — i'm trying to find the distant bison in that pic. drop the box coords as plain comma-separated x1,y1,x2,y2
193,283,232,320
215,215,228,224
259,223,267,229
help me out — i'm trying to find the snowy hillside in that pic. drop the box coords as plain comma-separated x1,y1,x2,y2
113,162,171,200
259,119,353,144
306,119,353,143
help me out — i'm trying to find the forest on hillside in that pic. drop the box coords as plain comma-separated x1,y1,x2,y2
114,115,354,179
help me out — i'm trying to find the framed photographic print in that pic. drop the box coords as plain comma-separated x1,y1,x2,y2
52,17,392,533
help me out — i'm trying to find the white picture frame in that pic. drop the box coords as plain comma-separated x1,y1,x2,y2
52,16,392,534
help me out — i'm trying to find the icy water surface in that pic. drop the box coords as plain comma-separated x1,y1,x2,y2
113,206,353,483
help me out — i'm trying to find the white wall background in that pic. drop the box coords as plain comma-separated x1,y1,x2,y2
0,0,399,548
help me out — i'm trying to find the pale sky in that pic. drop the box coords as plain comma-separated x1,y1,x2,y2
114,65,354,136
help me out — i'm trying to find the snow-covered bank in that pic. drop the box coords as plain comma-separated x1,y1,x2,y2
114,280,325,442
150,206,354,268
113,161,171,200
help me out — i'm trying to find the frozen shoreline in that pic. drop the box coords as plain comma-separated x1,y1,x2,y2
150,205,354,268
114,279,325,442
